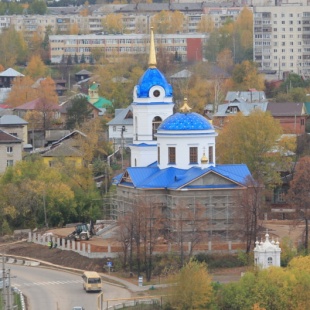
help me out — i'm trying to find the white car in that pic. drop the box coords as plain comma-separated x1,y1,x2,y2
72,307,85,310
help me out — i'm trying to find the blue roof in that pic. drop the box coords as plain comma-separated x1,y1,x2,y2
136,68,173,98
115,164,251,190
158,112,213,131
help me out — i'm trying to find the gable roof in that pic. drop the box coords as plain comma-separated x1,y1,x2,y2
0,115,27,125
0,68,24,77
170,69,192,79
14,98,60,111
51,129,86,146
267,102,305,116
0,129,22,143
225,91,267,103
75,69,92,76
107,106,133,126
115,164,251,190
215,101,268,117
41,142,83,157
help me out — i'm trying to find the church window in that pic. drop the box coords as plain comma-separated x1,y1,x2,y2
152,116,162,140
189,147,198,164
168,147,176,164
158,147,160,164
267,257,273,265
153,90,160,97
208,146,214,163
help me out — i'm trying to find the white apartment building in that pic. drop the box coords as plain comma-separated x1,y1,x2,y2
253,5,310,78
0,2,248,37
49,33,208,64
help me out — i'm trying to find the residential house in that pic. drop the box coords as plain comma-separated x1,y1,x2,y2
40,130,86,167
0,115,28,147
59,93,102,126
107,106,133,146
213,90,268,127
0,68,24,88
75,69,92,82
267,102,307,134
13,98,61,148
0,130,22,173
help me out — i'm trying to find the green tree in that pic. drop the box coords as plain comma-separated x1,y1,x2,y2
66,95,92,130
0,27,28,66
167,259,213,309
28,0,47,15
216,110,288,187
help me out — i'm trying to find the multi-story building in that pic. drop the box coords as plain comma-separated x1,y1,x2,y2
49,33,208,63
253,4,310,78
0,2,248,37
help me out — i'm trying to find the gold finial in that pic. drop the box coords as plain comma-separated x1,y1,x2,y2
201,148,208,164
148,27,157,68
180,97,192,113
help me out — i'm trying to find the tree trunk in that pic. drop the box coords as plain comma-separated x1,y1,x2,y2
305,218,309,254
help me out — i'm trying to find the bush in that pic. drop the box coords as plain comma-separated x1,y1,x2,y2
194,252,246,269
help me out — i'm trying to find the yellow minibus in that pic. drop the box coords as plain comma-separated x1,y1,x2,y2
82,271,102,292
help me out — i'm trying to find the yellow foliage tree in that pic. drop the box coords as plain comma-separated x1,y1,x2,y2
25,55,49,80
167,260,213,309
197,15,214,33
5,76,37,107
234,6,253,50
230,60,265,90
102,13,124,34
216,48,234,71
152,10,184,34
216,110,289,187
70,23,80,35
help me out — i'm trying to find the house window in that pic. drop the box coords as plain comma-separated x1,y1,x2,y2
208,146,214,163
168,147,176,164
301,119,305,126
7,146,13,153
158,147,160,164
273,187,286,203
113,126,116,132
7,160,13,167
268,257,273,266
189,147,198,164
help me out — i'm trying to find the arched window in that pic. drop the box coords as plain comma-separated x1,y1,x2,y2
152,116,162,140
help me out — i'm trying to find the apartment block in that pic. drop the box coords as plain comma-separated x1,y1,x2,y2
49,33,208,63
253,4,310,78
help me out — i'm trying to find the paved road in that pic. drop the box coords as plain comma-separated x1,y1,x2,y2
9,265,131,310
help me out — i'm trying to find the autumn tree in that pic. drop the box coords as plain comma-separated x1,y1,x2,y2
152,10,184,34
25,55,49,80
197,15,214,33
218,266,310,310
66,95,93,130
216,48,234,72
167,260,213,309
102,13,124,34
216,110,290,188
286,156,310,252
236,176,265,254
0,27,28,67
5,76,37,107
230,60,265,90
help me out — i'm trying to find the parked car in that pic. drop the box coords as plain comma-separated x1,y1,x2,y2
72,307,85,310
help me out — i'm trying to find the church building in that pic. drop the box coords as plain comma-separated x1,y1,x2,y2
112,29,252,243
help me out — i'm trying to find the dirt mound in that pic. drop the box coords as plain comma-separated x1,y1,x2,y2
3,242,105,273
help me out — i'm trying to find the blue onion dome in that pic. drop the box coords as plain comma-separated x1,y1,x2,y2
136,68,173,98
158,112,213,131
158,97,213,131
